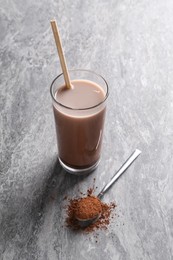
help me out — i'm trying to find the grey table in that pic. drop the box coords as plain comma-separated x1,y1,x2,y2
1,0,173,259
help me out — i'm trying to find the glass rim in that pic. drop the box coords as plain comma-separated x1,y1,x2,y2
50,69,109,111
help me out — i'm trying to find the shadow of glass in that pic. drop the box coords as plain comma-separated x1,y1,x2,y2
38,158,93,211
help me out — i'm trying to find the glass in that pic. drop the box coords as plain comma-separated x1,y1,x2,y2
50,69,109,175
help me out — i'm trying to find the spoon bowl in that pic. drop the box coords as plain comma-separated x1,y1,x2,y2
76,213,101,227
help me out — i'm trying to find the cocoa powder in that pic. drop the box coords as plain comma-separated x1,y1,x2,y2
75,196,102,220
65,193,116,232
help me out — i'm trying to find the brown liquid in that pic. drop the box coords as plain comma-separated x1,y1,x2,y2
53,80,106,169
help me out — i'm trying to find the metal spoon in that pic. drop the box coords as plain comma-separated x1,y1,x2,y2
76,149,142,227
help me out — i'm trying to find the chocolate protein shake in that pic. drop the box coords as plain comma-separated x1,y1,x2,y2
50,70,108,174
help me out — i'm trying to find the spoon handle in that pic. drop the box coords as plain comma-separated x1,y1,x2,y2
98,149,141,199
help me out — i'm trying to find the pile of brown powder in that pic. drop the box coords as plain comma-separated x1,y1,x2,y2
65,192,116,232
74,196,102,220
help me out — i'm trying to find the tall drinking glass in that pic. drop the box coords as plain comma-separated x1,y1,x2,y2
50,69,109,175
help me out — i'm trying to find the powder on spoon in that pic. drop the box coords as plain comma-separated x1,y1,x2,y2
74,196,102,220
65,194,116,232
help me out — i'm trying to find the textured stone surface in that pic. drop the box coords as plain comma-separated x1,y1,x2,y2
1,0,173,259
